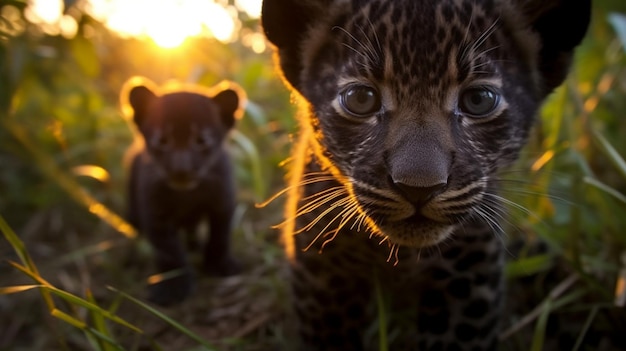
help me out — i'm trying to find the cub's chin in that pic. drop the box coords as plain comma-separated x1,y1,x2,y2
167,179,199,191
375,216,457,248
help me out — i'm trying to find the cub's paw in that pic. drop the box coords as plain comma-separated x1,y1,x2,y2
147,271,194,306
202,256,241,277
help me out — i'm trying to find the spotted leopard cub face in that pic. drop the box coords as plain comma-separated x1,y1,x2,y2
264,0,590,248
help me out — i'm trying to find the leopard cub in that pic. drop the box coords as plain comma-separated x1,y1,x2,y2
262,0,590,349
124,78,243,306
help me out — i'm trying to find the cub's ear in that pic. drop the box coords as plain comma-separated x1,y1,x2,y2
213,89,239,129
129,85,157,125
262,0,327,89
522,0,591,92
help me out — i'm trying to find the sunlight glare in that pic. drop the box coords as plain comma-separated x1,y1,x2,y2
26,0,80,37
29,0,261,48
85,0,237,48
236,0,262,18
26,0,62,25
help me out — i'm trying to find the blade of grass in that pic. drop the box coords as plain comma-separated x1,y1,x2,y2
87,289,117,351
1,216,56,310
571,305,599,351
530,299,550,351
7,261,142,333
52,309,128,351
51,308,87,329
0,284,40,294
374,271,388,351
46,286,143,333
0,214,39,274
590,128,626,180
584,177,626,206
7,261,53,286
84,327,126,351
500,274,579,340
530,289,588,351
108,286,217,351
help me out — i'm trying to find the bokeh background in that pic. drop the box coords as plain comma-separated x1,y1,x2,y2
0,0,625,350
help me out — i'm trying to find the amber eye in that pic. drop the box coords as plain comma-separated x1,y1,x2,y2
458,87,500,117
339,85,382,117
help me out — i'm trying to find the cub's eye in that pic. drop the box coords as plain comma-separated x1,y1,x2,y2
339,85,381,117
458,87,500,117
195,135,207,146
154,135,170,148
194,135,213,152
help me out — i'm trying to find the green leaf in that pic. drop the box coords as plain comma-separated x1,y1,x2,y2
608,13,626,52
70,37,100,77
505,254,554,278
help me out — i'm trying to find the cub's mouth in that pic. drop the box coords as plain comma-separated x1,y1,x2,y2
373,213,458,248
166,175,199,191
350,179,484,248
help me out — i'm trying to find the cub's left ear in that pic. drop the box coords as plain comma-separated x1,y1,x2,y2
523,0,591,92
129,85,157,126
213,89,240,129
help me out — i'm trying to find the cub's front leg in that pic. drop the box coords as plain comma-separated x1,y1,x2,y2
202,159,241,277
143,214,194,306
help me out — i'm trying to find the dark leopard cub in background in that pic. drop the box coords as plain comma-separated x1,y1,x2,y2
125,79,243,306
262,0,590,350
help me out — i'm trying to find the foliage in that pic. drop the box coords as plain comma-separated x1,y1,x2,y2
0,0,625,350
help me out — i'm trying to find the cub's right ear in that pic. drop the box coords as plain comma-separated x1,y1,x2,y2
213,89,240,130
522,0,591,93
262,0,327,89
129,86,157,125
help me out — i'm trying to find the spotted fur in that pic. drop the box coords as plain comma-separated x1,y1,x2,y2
262,0,590,349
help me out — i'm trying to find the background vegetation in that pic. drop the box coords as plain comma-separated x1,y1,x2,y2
0,0,625,350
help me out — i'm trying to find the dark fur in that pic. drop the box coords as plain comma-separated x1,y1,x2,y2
262,0,590,349
127,82,241,306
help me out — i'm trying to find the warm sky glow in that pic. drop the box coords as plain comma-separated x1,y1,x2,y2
28,0,263,49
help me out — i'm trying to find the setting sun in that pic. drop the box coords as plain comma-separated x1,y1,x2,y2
29,0,260,48
92,0,236,47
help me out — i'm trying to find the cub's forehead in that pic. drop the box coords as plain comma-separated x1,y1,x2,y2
149,93,215,118
302,0,517,100
348,0,497,26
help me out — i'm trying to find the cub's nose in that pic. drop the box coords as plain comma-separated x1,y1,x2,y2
393,181,447,206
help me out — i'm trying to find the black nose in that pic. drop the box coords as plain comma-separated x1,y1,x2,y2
393,181,447,205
